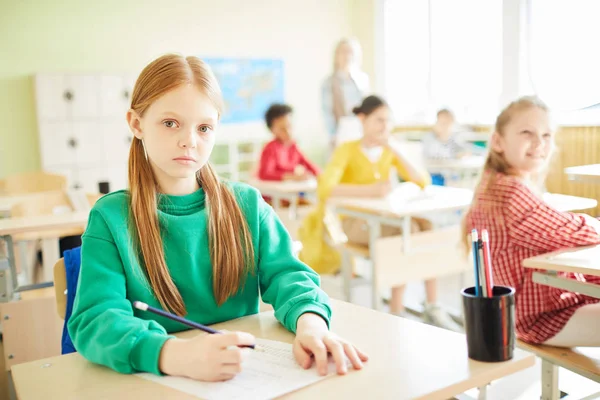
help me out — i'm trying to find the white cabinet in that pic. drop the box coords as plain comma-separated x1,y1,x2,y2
37,121,77,167
66,75,100,119
72,122,106,166
35,73,134,193
99,75,133,118
210,137,267,182
102,121,133,164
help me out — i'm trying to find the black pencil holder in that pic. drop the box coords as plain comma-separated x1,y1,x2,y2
98,181,110,194
461,285,515,362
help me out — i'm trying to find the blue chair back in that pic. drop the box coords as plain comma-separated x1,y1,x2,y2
61,246,81,354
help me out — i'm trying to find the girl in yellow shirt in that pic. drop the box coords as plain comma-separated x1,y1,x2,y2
300,96,460,331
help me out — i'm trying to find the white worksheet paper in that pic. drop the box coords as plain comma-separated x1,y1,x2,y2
137,338,345,399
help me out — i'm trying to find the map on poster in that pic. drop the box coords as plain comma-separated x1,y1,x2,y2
203,58,285,124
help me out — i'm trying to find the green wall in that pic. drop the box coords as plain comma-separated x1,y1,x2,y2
0,0,352,177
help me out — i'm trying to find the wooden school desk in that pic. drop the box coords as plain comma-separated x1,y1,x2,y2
523,246,600,398
564,164,600,184
11,300,535,400
329,185,474,309
329,187,596,310
524,244,600,300
542,193,598,212
249,178,317,218
0,211,89,295
0,194,42,218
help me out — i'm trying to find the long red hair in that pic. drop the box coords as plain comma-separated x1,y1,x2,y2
128,54,254,316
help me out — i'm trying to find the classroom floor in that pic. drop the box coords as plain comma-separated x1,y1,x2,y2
320,267,600,400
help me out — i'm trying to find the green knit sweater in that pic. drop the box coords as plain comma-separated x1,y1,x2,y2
68,182,331,375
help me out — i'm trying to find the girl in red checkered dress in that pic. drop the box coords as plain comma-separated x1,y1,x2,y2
463,96,600,347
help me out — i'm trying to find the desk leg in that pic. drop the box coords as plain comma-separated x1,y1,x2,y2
402,216,411,252
41,238,59,284
477,385,487,400
541,359,559,400
17,241,33,285
288,195,298,220
368,221,382,310
3,236,17,300
272,194,282,214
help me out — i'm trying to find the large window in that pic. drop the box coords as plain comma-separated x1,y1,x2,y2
383,0,502,124
527,0,600,112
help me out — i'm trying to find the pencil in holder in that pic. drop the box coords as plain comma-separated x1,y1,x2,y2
461,285,515,362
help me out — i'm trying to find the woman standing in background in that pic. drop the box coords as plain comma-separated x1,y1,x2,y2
322,38,369,150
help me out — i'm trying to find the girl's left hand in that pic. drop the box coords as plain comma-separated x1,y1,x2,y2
293,313,368,376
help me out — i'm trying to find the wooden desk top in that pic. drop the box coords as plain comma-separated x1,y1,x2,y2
425,156,485,172
0,211,89,237
0,193,41,213
564,164,600,180
248,179,317,195
518,340,600,380
12,300,535,400
542,193,598,212
524,245,600,277
330,187,595,219
330,185,474,218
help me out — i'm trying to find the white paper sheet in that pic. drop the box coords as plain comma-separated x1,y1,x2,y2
137,338,347,400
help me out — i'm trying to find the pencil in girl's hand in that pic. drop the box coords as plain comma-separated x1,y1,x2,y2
471,229,481,297
133,301,259,350
481,230,494,296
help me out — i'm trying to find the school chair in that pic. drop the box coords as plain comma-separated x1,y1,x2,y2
324,212,470,310
2,171,67,195
0,287,63,374
517,340,600,400
53,258,67,320
53,246,80,354
10,190,91,286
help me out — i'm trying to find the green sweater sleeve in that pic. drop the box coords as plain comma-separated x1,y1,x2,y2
257,202,332,332
68,209,172,375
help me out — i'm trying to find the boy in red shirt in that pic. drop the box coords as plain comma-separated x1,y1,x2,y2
258,104,320,182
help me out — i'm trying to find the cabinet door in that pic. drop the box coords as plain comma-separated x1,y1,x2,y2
38,121,78,167
66,75,99,118
102,121,132,164
99,75,131,118
34,74,68,120
72,122,106,166
74,167,108,193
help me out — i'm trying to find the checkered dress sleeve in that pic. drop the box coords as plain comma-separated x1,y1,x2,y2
505,183,600,252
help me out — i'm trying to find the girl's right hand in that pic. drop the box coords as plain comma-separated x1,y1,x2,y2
159,332,255,382
369,181,392,197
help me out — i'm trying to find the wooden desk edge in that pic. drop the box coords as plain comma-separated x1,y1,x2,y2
11,349,537,400
523,245,600,272
420,352,536,400
333,202,469,219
